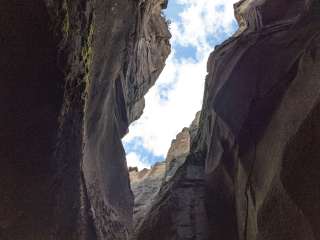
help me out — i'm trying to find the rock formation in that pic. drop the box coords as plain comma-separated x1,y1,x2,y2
2,0,320,239
133,1,320,240
132,114,209,240
201,1,320,239
130,162,166,232
129,114,199,237
0,0,170,239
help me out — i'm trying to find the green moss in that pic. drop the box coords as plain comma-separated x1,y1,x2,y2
62,0,70,38
82,19,95,97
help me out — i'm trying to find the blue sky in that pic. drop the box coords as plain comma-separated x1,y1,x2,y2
123,0,238,170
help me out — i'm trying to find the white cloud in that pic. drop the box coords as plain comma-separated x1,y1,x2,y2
126,152,149,170
124,54,207,156
123,0,238,162
171,0,238,54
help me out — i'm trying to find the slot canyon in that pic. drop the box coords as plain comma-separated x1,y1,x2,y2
1,0,320,239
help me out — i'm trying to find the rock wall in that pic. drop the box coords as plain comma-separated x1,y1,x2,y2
133,151,208,240
201,1,320,239
131,112,206,240
129,123,193,233
2,0,320,239
0,0,170,239
130,162,166,232
133,0,320,240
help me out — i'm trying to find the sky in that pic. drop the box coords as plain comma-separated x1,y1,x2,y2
123,0,239,170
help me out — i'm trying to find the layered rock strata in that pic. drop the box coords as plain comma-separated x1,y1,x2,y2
130,162,166,232
130,112,203,239
0,0,170,239
133,1,320,240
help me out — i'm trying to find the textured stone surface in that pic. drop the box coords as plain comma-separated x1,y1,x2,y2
133,152,208,240
0,0,170,239
129,125,192,233
200,1,320,239
130,113,204,240
130,162,166,233
164,127,190,181
133,1,320,240
2,0,320,239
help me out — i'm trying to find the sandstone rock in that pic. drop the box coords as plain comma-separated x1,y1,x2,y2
165,128,190,182
124,0,172,123
0,0,170,239
200,1,320,239
129,124,191,227
130,162,166,232
133,152,208,240
133,1,320,240
130,112,203,239
3,0,320,239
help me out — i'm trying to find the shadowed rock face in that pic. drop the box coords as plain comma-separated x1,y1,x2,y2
129,122,196,234
2,0,320,239
129,125,193,234
133,152,208,240
133,0,320,240
0,0,170,239
201,1,320,239
130,113,207,240
130,162,166,233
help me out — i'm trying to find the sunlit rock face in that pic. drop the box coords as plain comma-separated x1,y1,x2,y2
130,112,205,240
129,162,166,233
129,124,194,235
164,128,190,181
133,0,320,240
124,0,171,123
0,0,170,239
129,115,197,236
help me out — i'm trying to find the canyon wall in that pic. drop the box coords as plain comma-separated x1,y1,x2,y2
132,114,209,240
129,113,199,238
0,0,170,239
133,0,320,240
2,0,320,239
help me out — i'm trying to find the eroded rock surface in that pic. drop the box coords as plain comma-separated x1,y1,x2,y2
130,112,204,239
201,1,320,239
0,0,170,239
2,0,320,239
133,1,320,240
130,162,166,232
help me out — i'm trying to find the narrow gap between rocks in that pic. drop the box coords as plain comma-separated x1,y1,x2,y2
121,0,239,236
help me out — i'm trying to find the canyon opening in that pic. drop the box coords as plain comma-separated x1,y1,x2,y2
124,1,239,237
